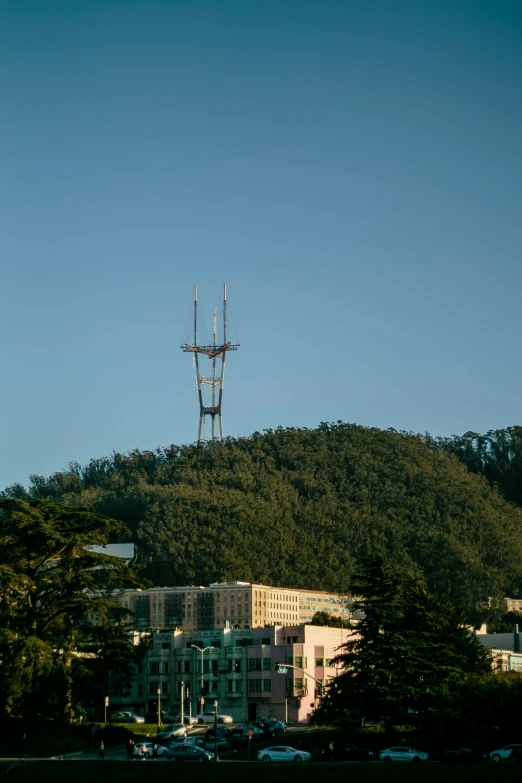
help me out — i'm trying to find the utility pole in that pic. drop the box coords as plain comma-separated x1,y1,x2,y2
191,645,211,715
180,681,184,725
213,700,219,763
181,285,239,443
157,688,161,733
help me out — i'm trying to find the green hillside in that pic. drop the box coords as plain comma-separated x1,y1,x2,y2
3,423,522,621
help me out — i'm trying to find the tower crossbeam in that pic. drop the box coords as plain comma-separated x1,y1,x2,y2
181,284,239,443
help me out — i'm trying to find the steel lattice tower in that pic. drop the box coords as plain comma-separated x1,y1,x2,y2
181,284,239,443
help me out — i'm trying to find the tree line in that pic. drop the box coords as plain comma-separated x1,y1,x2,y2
2,422,522,622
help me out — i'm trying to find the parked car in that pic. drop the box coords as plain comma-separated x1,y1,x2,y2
133,742,169,758
156,723,188,741
231,725,264,741
204,726,233,742
442,746,487,763
322,742,374,762
258,720,287,737
167,744,214,762
109,711,145,724
196,711,233,724
489,744,522,762
258,745,312,763
380,746,429,763
510,747,522,763
161,713,198,725
170,737,205,750
203,738,231,753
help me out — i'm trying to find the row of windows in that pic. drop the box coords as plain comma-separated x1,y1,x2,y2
248,679,272,692
248,657,272,671
149,662,170,674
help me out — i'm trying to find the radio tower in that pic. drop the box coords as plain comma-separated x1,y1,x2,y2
181,284,239,443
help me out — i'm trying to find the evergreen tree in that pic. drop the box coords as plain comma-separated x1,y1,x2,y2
0,498,145,722
315,557,491,731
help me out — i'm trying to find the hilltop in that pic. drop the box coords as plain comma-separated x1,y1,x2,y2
3,422,522,621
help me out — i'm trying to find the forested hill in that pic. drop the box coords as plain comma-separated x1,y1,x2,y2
3,423,522,621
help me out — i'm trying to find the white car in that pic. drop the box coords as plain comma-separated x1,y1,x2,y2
489,744,522,762
196,711,233,724
109,711,145,724
156,723,188,740
380,746,429,762
258,746,312,762
133,741,169,758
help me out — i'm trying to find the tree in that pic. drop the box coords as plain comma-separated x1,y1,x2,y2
0,498,146,722
314,557,491,732
3,423,522,619
310,611,346,628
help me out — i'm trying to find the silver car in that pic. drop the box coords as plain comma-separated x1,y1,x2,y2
380,746,429,762
109,711,145,724
156,723,188,740
133,742,169,758
258,746,312,762
195,711,233,724
489,744,522,762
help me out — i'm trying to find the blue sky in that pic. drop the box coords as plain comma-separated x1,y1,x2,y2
2,0,521,488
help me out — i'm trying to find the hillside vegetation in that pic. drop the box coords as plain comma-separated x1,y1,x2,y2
3,423,522,621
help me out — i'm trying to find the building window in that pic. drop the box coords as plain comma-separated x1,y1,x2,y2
227,680,242,692
249,658,261,671
148,682,157,695
295,678,303,689
262,657,271,671
248,679,262,692
162,642,171,650
261,637,270,645
262,679,272,691
137,684,143,697
162,662,169,674
150,662,159,675
162,682,169,695
315,658,324,667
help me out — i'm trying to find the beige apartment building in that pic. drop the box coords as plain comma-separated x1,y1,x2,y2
114,581,352,631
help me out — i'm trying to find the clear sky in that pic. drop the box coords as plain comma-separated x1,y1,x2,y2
2,0,521,489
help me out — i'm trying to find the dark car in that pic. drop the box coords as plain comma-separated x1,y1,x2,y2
167,744,214,762
510,747,522,763
259,720,287,737
443,746,487,763
203,738,231,753
321,742,374,762
204,726,232,742
231,725,264,741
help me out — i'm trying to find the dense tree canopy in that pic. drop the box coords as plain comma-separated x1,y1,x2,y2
2,423,522,621
0,499,145,722
313,557,492,731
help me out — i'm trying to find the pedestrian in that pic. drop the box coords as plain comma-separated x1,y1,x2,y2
127,738,134,760
152,743,158,761
98,740,105,761
141,744,147,760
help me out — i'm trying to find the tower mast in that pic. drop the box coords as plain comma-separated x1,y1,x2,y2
181,284,239,443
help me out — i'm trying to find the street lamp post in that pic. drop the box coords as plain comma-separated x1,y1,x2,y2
191,645,212,715
213,700,218,763
157,688,161,734
180,681,184,725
